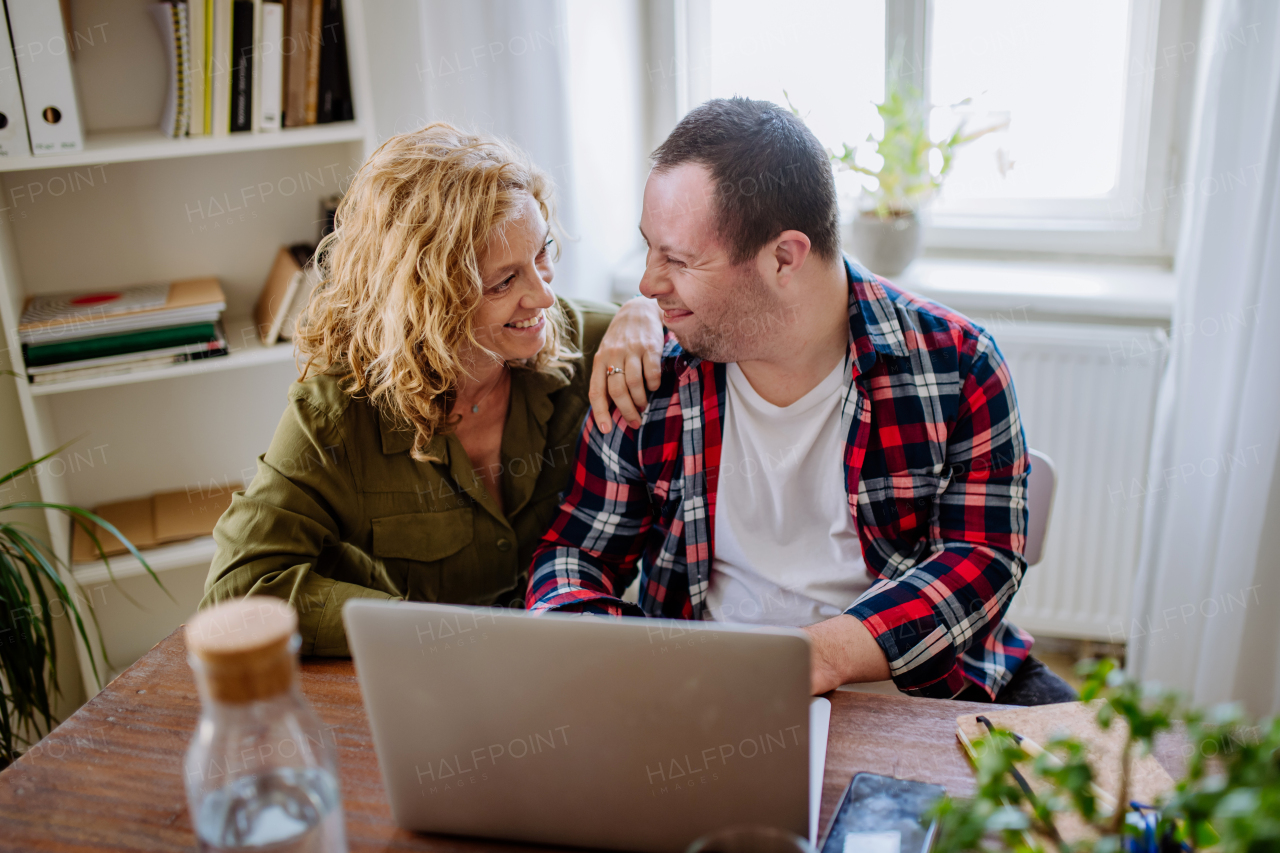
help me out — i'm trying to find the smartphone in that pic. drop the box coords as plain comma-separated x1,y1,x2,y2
819,773,946,853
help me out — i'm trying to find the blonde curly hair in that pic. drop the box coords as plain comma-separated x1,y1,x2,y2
295,122,574,462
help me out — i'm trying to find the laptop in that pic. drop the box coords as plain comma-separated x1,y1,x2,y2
344,599,829,853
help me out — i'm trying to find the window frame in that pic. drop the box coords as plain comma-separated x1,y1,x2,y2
672,0,1201,260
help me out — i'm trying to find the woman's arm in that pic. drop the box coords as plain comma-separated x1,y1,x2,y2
588,296,665,432
202,390,397,656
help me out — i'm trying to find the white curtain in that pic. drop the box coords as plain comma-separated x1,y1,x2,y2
359,0,583,293
1128,0,1280,716
416,0,583,294
359,0,650,300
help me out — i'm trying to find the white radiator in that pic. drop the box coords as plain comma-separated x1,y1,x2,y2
991,321,1168,641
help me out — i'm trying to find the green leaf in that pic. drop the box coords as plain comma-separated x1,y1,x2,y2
1094,835,1122,853
5,502,172,604
0,437,84,489
818,71,1004,217
1216,787,1260,816
1191,820,1220,847
986,805,1030,831
0,448,171,769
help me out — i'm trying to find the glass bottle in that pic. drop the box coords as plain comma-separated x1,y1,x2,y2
184,596,348,853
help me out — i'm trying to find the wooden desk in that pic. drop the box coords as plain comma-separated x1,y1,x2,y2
0,630,1179,851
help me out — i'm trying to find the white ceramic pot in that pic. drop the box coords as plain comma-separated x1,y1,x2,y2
848,210,922,277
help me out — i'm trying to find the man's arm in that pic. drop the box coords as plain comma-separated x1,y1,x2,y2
526,407,655,615
587,296,665,431
809,332,1029,697
804,614,890,693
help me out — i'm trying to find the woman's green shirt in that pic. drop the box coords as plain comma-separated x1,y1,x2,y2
201,298,617,655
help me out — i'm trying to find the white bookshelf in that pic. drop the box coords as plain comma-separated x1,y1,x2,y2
0,122,368,173
71,536,218,585
0,0,379,697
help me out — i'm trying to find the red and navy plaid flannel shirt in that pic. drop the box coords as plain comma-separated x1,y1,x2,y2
527,258,1033,699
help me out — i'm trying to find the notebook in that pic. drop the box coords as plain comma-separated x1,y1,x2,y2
19,279,225,344
956,702,1176,844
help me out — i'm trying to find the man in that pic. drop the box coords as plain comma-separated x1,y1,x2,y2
527,98,1074,704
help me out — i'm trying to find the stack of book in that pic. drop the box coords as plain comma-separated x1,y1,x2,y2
18,279,229,387
154,0,354,138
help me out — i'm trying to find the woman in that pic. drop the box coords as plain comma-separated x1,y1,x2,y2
202,123,662,655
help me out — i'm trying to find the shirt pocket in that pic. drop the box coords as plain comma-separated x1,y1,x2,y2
370,508,475,601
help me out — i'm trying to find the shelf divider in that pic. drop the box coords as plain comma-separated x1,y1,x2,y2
71,536,217,585
0,122,367,173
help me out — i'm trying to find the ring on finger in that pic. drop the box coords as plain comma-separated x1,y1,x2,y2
606,365,624,377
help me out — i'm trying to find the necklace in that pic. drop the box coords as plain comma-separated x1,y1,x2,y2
465,366,507,413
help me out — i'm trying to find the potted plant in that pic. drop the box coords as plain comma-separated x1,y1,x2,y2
822,72,1007,277
0,444,167,770
930,658,1278,851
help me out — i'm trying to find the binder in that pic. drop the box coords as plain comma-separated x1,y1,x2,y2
229,0,254,132
149,2,190,138
175,3,191,135
282,0,309,126
7,0,84,154
257,1,283,130
202,0,214,132
211,0,232,136
188,0,206,135
316,0,352,123
304,0,321,123
0,4,31,158
248,0,263,131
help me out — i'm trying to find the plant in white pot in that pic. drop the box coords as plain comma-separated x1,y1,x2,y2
826,76,1007,277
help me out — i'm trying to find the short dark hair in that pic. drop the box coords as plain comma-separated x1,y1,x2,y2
651,97,840,265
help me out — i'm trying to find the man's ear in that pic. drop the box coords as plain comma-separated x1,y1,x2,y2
770,230,812,287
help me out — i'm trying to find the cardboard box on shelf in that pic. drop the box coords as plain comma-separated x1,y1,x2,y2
71,486,241,563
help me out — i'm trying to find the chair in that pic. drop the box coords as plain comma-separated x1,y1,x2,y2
1025,448,1057,567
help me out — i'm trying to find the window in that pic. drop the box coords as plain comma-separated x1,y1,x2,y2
677,0,1194,258
691,0,885,231
699,0,884,158
929,1,1132,209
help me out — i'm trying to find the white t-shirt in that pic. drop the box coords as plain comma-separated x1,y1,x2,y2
704,357,872,627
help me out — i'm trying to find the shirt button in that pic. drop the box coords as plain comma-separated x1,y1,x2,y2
496,538,512,552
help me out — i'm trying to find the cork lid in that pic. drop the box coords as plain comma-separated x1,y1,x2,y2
186,597,299,703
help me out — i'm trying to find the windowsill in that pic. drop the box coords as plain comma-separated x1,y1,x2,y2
610,252,1176,324
896,257,1175,322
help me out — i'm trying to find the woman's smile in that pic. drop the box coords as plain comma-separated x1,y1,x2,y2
505,311,546,333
